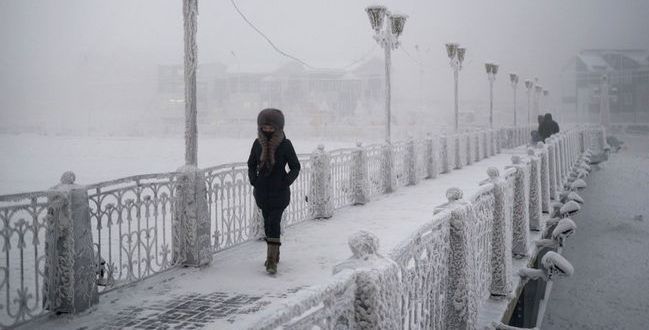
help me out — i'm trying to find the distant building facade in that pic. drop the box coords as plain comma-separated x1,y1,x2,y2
156,59,384,134
564,49,649,122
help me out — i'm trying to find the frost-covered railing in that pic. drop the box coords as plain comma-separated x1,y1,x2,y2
1,126,541,327
389,210,451,329
251,269,358,330
0,191,49,328
252,125,604,329
87,173,178,294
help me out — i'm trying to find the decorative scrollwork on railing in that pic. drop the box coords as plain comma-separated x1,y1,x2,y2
468,186,495,301
414,139,428,180
204,163,255,251
329,149,355,209
392,141,408,187
87,173,177,294
390,212,451,329
0,192,49,328
366,144,386,198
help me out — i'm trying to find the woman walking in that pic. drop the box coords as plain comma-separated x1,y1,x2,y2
247,108,300,274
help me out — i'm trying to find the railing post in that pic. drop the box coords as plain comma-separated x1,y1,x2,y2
527,148,543,231
441,135,450,174
483,167,513,297
482,131,488,159
444,187,478,329
383,142,396,193
536,142,551,213
425,133,438,179
332,231,401,329
553,137,562,195
406,137,418,186
506,156,530,257
173,165,212,267
547,138,557,201
44,171,98,314
351,142,370,205
309,145,334,219
454,134,463,170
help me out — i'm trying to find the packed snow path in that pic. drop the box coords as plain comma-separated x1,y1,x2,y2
28,149,523,330
544,135,649,329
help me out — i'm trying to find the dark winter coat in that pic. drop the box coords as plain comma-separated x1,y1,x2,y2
247,137,300,211
539,114,560,141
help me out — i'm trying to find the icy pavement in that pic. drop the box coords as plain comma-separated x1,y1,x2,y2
25,149,522,330
544,135,649,330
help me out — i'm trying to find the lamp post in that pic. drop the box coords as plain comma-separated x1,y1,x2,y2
543,89,549,117
535,84,543,120
365,6,408,143
183,0,198,166
445,43,466,133
485,63,499,129
509,73,519,127
525,79,534,126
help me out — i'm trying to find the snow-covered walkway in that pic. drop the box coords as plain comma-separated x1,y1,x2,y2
27,149,523,330
544,135,649,329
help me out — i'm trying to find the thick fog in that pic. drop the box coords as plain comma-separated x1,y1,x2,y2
1,0,648,138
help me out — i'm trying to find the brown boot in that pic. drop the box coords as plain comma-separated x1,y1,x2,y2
266,242,280,274
264,242,272,268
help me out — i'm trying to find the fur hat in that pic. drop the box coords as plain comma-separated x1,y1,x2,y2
257,108,285,131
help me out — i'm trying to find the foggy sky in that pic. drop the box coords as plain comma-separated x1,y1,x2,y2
1,0,648,128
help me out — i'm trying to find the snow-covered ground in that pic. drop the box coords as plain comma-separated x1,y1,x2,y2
544,135,649,329
0,134,355,195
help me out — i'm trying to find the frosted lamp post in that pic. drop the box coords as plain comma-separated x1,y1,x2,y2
446,43,466,132
509,73,519,127
183,0,198,166
525,79,533,125
366,5,408,143
543,89,549,118
485,63,499,129
535,84,543,119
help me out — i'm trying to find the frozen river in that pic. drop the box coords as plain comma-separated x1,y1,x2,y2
0,134,355,195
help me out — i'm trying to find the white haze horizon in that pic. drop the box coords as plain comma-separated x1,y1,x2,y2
1,0,648,134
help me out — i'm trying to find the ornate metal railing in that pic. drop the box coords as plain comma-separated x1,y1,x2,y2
392,141,409,187
0,191,49,328
414,139,428,180
253,269,357,329
468,184,495,302
390,210,451,329
87,173,178,294
284,155,312,228
329,149,355,209
204,163,255,252
366,144,386,198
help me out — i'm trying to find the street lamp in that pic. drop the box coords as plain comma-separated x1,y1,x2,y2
446,43,466,132
365,5,408,143
509,73,519,127
525,79,534,126
543,89,550,118
535,84,543,120
485,62,499,129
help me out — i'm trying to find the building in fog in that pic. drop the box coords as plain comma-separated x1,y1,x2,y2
563,49,649,122
156,59,384,135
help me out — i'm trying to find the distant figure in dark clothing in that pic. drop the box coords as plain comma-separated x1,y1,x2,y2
539,113,560,141
531,115,545,143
